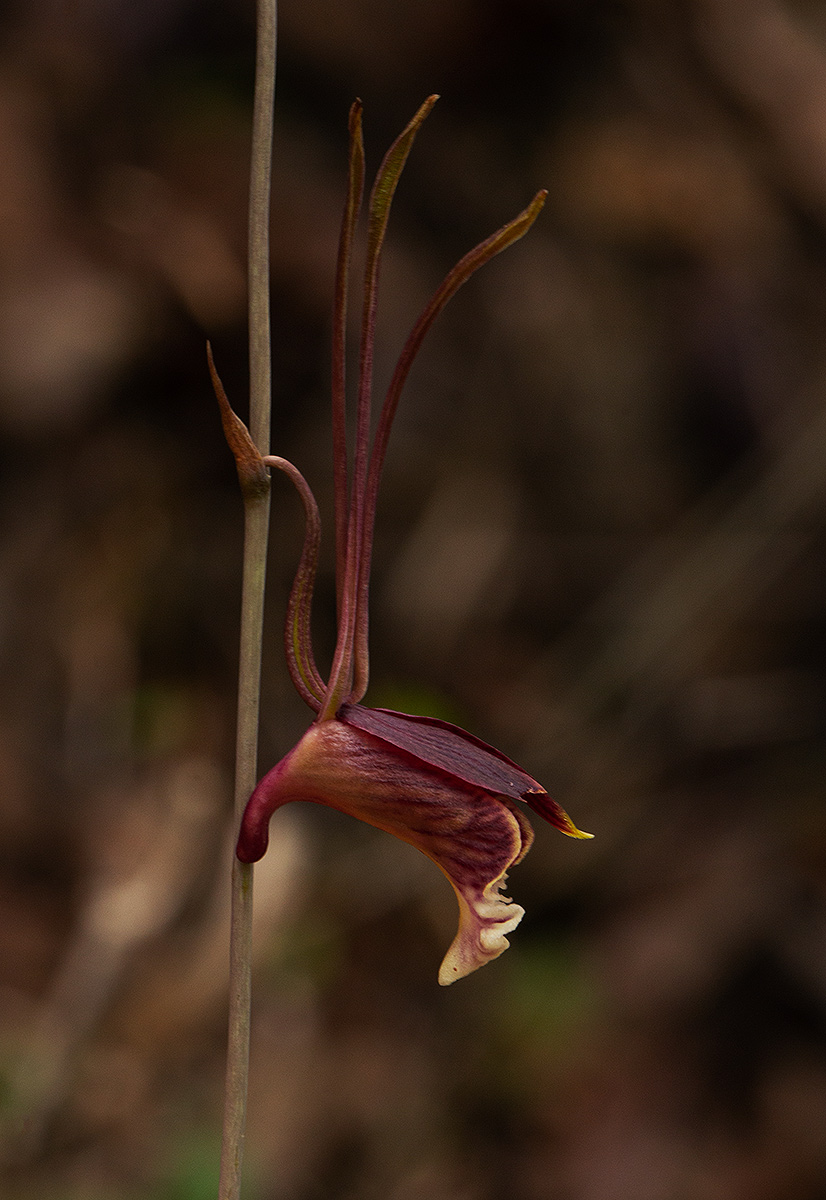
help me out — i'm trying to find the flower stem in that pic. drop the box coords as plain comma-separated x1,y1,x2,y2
218,1,276,1197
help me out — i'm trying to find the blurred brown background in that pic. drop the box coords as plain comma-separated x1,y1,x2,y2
1,0,826,1197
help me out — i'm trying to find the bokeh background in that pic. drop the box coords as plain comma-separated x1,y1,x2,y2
2,0,826,1197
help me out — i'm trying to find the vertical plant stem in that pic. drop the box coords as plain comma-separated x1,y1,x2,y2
248,0,276,457
218,1,276,1198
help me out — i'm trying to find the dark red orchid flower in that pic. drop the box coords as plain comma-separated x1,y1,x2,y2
215,98,591,985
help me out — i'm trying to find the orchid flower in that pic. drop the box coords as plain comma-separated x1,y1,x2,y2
213,98,591,985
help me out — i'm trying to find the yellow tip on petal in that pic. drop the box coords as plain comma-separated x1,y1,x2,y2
562,820,594,840
522,788,593,839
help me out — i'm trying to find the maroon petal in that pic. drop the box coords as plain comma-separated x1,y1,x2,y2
237,718,539,982
339,704,591,839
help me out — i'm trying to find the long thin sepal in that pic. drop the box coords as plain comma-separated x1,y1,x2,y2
332,102,365,619
262,456,325,710
349,191,547,702
321,96,438,721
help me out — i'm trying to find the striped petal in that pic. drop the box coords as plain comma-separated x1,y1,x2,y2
340,704,590,839
238,717,540,983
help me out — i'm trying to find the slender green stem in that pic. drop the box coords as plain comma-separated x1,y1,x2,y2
218,1,276,1197
248,0,277,455
218,503,269,1200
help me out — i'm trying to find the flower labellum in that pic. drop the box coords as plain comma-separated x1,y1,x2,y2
217,98,591,984
238,706,589,983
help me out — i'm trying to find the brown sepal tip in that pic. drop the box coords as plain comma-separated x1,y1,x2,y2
207,341,270,499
